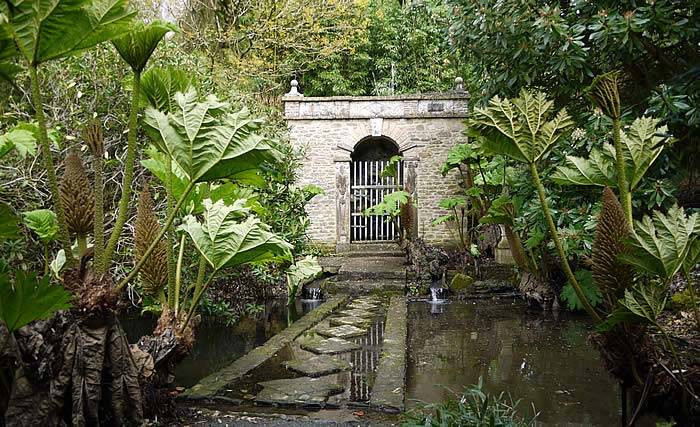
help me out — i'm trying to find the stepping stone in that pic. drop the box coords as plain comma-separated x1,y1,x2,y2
317,324,368,339
347,302,379,311
255,377,344,407
338,308,376,318
300,336,361,355
283,354,351,377
330,316,372,328
354,297,381,304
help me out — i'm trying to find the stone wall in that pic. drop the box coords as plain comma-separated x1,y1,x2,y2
284,91,469,250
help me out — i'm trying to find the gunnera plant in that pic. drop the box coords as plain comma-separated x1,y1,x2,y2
134,183,169,298
592,187,634,309
83,122,105,268
59,150,94,256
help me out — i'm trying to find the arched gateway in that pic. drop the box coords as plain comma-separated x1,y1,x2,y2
283,79,470,252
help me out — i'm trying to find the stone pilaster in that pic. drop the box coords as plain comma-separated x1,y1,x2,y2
335,159,351,251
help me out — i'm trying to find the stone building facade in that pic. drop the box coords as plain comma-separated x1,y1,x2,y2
283,81,469,251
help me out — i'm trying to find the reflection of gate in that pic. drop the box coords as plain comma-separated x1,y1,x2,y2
350,160,403,241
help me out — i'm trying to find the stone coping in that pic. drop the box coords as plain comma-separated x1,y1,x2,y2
282,92,470,102
181,295,348,399
369,295,407,413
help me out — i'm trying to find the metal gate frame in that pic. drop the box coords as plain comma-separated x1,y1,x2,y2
350,160,403,242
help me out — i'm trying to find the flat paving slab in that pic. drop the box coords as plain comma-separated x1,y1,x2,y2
300,336,361,355
316,324,368,339
347,301,379,311
329,316,373,328
337,308,375,318
255,377,344,407
283,354,351,377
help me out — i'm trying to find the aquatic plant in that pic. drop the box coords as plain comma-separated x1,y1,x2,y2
402,377,538,427
1,0,135,261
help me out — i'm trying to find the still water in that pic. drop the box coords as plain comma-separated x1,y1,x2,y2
406,299,622,426
121,298,321,388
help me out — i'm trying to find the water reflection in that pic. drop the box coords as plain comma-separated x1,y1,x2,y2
406,300,620,426
121,298,313,388
428,301,448,315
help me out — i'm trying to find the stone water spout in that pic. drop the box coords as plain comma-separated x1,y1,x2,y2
301,286,323,301
429,271,449,303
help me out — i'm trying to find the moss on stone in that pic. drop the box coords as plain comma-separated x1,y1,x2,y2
449,272,474,293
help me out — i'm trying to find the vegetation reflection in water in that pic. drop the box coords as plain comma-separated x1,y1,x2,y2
406,300,620,426
121,298,319,388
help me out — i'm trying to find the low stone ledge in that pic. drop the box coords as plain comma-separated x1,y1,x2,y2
370,295,407,413
181,295,348,399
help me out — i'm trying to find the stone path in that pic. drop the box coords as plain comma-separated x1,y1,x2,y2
329,316,372,328
283,355,351,378
316,324,367,339
299,336,362,355
183,296,347,399
183,293,408,416
252,296,386,408
255,377,344,407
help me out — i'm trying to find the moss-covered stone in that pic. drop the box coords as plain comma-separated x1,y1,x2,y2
370,295,407,413
449,272,474,293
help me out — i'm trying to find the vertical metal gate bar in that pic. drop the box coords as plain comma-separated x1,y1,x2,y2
374,161,378,240
362,162,368,240
380,160,385,240
360,161,364,242
370,160,374,241
352,162,356,242
374,160,378,240
351,162,354,242
383,160,387,240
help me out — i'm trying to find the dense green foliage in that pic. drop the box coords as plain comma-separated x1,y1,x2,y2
448,0,698,208
301,0,466,96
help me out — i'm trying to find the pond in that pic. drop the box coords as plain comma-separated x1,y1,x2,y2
121,298,321,388
406,299,622,426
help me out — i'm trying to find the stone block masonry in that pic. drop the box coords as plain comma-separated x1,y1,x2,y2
284,89,469,250
369,295,407,413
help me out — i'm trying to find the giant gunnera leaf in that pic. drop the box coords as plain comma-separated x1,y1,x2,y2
143,88,280,186
22,209,58,243
112,20,176,73
619,204,699,282
552,117,667,190
3,0,135,65
179,199,292,272
0,271,72,332
466,89,574,164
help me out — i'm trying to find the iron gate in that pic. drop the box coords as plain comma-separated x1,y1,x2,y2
350,160,403,241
